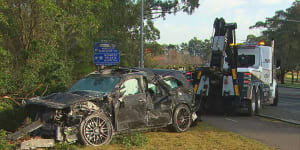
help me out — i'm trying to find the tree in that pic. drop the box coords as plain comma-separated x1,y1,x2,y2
144,0,200,19
145,41,163,56
185,37,211,61
246,34,264,42
250,1,300,84
0,0,201,96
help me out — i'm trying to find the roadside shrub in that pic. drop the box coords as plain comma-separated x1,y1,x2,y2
51,142,78,150
0,100,27,131
22,44,73,95
111,132,148,148
0,48,15,95
0,130,14,150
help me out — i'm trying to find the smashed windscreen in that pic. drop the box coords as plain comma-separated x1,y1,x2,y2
68,76,120,94
238,54,255,67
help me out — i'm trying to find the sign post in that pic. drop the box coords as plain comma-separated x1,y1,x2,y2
93,42,120,70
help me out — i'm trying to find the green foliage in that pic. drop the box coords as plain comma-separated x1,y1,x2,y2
246,34,264,42
51,142,79,150
0,0,201,97
111,132,148,148
145,41,163,56
144,0,200,19
250,2,300,83
0,100,27,131
144,54,157,68
181,37,211,61
0,48,14,95
0,130,14,150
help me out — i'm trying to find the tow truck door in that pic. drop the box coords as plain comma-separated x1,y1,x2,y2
261,46,272,84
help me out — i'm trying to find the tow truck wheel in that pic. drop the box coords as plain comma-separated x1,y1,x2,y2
272,86,279,106
80,112,113,146
247,89,256,116
255,90,262,114
172,104,192,132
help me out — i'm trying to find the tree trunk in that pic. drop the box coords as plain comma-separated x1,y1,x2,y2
280,70,285,84
278,67,286,84
291,70,294,84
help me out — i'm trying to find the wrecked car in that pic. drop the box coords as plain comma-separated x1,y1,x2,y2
8,68,198,146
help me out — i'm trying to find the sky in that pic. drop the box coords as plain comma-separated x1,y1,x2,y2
154,0,295,44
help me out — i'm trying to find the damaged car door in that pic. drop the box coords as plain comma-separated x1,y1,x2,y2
147,82,172,126
162,77,194,104
116,77,148,130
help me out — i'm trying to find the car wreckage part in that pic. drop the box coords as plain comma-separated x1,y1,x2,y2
172,104,192,132
80,112,113,146
7,120,44,141
20,139,55,150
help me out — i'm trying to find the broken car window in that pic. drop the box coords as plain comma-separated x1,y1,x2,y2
68,76,120,94
148,83,156,95
120,78,140,97
163,79,179,89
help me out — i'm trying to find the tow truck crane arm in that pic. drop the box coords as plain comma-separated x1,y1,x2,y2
210,18,238,72
194,18,239,113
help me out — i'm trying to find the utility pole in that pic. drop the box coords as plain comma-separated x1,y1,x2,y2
139,0,144,68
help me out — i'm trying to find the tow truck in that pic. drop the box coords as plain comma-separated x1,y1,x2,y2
194,18,278,115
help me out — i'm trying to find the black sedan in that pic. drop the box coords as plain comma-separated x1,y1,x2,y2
9,68,198,146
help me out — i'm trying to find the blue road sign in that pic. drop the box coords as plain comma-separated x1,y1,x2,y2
93,42,120,66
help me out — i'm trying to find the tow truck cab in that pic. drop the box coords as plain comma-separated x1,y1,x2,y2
237,42,278,107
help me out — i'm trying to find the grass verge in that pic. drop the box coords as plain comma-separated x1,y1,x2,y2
79,123,273,150
278,72,300,88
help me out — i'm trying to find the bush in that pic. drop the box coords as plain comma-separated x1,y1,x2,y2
0,100,27,131
111,132,148,148
0,48,15,95
0,130,14,150
51,142,79,150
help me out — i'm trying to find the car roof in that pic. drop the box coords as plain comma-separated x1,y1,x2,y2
86,68,192,89
135,68,193,89
87,68,148,78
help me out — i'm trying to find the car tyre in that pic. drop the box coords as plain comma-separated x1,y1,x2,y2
80,112,113,146
247,89,256,116
255,89,262,114
172,104,192,132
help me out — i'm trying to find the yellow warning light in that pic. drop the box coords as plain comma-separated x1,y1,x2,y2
258,41,265,46
230,43,244,46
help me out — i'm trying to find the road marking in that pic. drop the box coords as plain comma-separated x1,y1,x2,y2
225,118,238,123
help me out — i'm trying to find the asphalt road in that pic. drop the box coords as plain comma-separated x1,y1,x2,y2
203,115,300,150
260,87,300,123
202,87,300,150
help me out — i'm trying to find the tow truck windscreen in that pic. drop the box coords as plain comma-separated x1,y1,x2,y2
237,54,255,67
